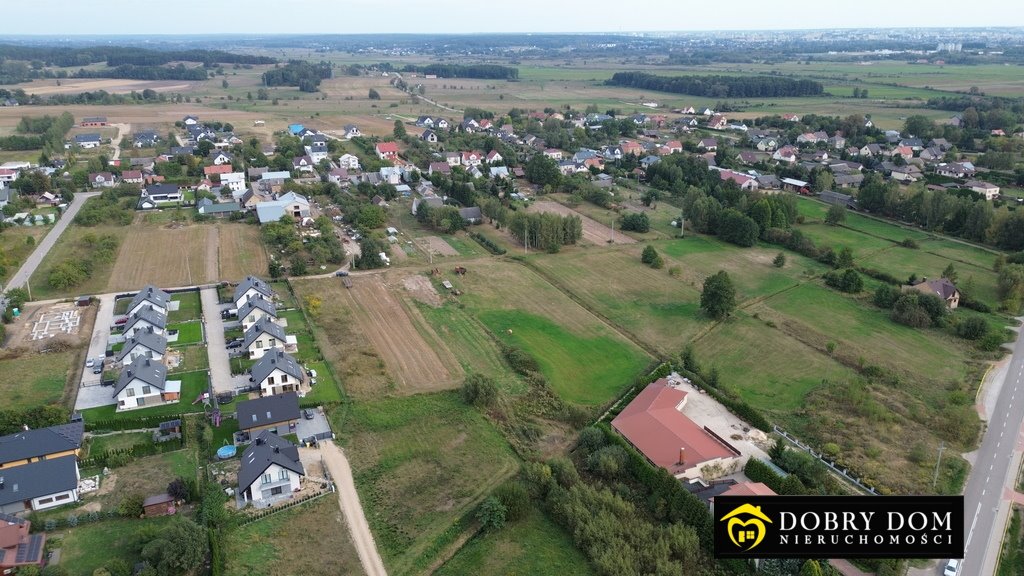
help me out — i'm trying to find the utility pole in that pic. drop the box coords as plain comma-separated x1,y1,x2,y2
679,208,685,239
931,441,945,491
524,219,529,254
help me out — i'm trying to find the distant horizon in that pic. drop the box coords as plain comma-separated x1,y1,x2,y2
4,0,1023,36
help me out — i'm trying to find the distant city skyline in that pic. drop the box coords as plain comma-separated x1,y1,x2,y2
4,0,1024,36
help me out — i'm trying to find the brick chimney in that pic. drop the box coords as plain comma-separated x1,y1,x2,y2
678,447,686,466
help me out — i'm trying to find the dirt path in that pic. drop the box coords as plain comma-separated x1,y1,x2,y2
110,123,129,161
320,442,388,576
206,225,220,283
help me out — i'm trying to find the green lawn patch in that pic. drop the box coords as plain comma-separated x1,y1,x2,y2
478,309,649,406
168,321,203,346
303,360,343,404
278,309,320,363
210,417,240,456
341,392,518,575
86,431,151,456
0,350,73,410
436,507,594,576
167,291,202,322
56,516,176,576
861,245,1001,309
223,496,366,576
169,345,209,373
230,356,256,375
114,297,131,315
80,370,208,422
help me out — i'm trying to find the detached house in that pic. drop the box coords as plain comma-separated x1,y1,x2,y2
132,131,159,148
249,349,306,397
138,183,182,209
127,285,170,317
342,124,361,140
116,326,167,365
375,142,399,161
89,172,116,188
707,114,728,130
121,170,144,185
966,180,1000,200
209,150,234,166
243,317,291,360
123,305,167,340
239,295,278,331
234,276,274,309
236,393,300,436
903,277,960,309
698,138,718,151
485,150,503,164
73,134,101,149
237,431,304,507
773,146,798,164
337,154,361,171
304,141,329,163
421,129,438,143
292,156,316,174
0,514,46,570
0,422,84,514
114,357,180,411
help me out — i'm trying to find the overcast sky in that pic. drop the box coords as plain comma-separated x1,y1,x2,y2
4,0,1023,35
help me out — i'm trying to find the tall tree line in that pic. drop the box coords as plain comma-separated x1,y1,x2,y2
608,72,823,98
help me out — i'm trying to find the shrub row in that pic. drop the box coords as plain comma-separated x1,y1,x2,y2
85,413,187,432
80,438,185,469
744,458,786,493
236,490,330,526
470,232,507,255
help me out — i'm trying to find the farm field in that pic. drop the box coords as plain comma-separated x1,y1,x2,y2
436,507,595,576
453,259,651,406
223,497,366,576
217,223,270,280
340,391,519,576
527,200,636,245
107,222,214,291
0,349,76,409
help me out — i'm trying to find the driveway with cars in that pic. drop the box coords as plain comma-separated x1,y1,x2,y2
200,287,234,393
74,293,118,410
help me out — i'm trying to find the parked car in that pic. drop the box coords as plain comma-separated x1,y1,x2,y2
92,359,104,374
85,357,95,368
303,409,315,420
114,317,128,326
943,560,960,576
335,270,349,277
226,340,243,349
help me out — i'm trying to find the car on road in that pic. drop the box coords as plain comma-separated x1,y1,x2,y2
335,270,349,277
303,409,315,420
943,560,959,576
85,358,95,368
92,359,104,374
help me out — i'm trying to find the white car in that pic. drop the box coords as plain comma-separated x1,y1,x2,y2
943,559,959,576
85,357,95,368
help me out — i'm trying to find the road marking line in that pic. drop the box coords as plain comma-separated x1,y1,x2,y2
966,502,982,547
983,489,986,496
991,464,995,471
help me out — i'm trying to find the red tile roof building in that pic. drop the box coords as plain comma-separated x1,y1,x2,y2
375,141,400,160
612,379,741,480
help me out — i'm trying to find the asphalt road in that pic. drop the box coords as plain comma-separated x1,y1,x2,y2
5,191,99,293
962,323,1024,576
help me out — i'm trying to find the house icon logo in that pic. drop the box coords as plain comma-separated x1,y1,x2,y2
720,503,773,551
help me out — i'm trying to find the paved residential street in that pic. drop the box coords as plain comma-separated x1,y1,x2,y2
201,287,233,393
5,191,99,293
74,293,117,410
320,441,388,576
961,319,1024,576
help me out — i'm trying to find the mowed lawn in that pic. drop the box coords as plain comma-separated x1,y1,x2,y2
80,370,208,421
223,497,366,576
56,516,176,576
436,507,594,576
529,247,706,357
0,350,74,409
691,313,857,415
341,392,518,576
167,321,203,346
168,291,202,322
861,246,1001,309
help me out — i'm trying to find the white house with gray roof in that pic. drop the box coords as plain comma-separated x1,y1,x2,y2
237,431,304,507
238,295,278,331
234,276,274,310
242,317,291,360
249,349,306,397
0,456,80,514
116,327,167,365
114,357,180,412
123,305,167,340
127,285,171,317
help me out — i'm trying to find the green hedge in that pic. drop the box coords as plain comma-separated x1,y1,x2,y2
470,232,507,255
744,458,785,493
85,413,187,432
80,439,185,469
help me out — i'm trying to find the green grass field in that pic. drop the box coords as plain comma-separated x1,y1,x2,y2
278,309,320,363
167,321,203,346
224,497,366,576
80,370,208,421
55,516,176,576
0,226,48,285
27,224,128,300
436,508,594,576
87,431,152,456
479,309,650,406
168,291,202,322
340,392,519,576
0,350,74,409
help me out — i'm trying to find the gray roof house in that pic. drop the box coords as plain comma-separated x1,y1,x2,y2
234,276,274,309
236,393,300,434
0,422,84,468
242,317,289,360
819,190,857,209
127,285,171,317
249,349,306,397
0,456,80,514
123,305,167,339
113,357,178,412
116,327,167,365
238,295,278,331
237,431,304,506
459,206,483,224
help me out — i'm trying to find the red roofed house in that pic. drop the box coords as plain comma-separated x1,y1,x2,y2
782,113,801,122
707,114,728,130
892,146,914,161
0,514,46,571
375,142,399,161
612,379,742,480
718,170,758,191
204,164,232,177
620,140,644,156
122,170,144,185
485,150,503,164
461,150,484,167
709,482,777,515
664,140,683,154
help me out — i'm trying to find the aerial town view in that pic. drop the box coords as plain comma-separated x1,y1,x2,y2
0,2,1022,575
